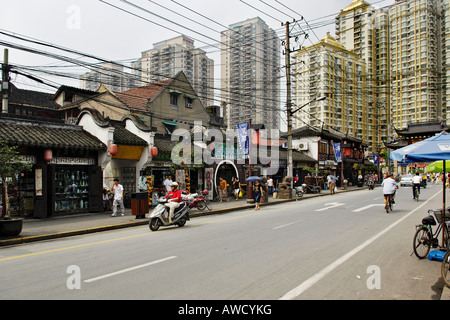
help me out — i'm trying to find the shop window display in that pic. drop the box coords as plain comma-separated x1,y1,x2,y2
55,168,89,212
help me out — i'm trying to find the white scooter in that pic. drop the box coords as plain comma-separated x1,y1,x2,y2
148,197,190,231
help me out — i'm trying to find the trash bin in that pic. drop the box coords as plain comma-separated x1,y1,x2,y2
131,192,149,219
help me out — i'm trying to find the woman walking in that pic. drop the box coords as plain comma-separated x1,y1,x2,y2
253,179,263,211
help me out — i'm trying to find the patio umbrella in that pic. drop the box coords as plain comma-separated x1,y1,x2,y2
426,160,450,173
390,131,450,247
245,176,262,182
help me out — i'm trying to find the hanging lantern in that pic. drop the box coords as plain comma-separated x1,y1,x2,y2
44,149,52,162
252,131,260,145
109,144,118,156
151,146,158,157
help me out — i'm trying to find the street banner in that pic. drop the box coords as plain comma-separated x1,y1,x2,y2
373,153,379,165
237,122,249,155
333,142,342,163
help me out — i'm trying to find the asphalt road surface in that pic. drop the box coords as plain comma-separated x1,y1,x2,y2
0,183,446,300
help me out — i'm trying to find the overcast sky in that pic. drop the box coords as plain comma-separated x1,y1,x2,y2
0,0,395,91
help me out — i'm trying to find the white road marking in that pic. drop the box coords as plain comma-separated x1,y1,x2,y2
352,204,385,212
272,220,302,230
84,256,177,283
279,191,440,300
315,202,345,212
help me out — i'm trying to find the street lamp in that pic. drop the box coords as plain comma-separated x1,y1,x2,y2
287,95,327,193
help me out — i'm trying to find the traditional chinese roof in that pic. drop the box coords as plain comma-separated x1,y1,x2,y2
0,116,106,150
9,83,61,109
395,121,448,138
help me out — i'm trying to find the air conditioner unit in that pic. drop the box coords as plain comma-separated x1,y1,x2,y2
297,142,309,151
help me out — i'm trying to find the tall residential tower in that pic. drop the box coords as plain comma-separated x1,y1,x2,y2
221,17,280,130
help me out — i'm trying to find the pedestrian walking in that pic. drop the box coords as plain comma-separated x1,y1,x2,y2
232,177,240,200
267,176,274,195
219,177,229,202
253,179,263,211
164,175,173,194
111,178,125,217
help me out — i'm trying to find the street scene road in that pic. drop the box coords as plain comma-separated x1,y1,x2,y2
0,184,447,300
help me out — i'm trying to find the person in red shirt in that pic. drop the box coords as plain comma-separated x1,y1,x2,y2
164,182,181,223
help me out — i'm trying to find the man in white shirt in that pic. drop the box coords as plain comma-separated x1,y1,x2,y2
381,172,398,208
111,178,125,217
412,172,422,199
164,175,173,194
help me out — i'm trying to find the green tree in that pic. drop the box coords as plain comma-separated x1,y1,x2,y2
0,141,32,219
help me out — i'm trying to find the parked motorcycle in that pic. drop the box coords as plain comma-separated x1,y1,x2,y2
188,190,210,211
148,197,190,231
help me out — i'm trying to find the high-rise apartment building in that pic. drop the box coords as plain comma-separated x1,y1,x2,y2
221,17,280,130
335,0,390,151
135,35,215,107
388,0,448,129
296,0,450,154
293,33,368,140
80,62,136,92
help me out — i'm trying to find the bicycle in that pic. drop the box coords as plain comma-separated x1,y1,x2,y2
385,194,394,213
413,208,450,259
412,184,420,202
442,250,450,288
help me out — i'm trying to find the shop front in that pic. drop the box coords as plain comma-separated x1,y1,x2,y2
0,117,106,218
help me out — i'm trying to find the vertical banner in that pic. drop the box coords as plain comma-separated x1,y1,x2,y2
205,168,214,200
237,122,249,156
333,142,342,163
373,153,379,165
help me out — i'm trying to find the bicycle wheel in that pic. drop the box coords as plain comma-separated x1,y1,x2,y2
413,226,431,259
441,250,450,288
385,196,390,213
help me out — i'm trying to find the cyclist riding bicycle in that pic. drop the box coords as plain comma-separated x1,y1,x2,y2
381,172,398,210
412,172,422,199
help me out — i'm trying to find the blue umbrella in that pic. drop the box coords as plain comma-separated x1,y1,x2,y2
390,131,450,248
390,132,450,163
245,176,262,182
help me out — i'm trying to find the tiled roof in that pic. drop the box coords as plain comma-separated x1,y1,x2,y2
114,78,172,111
113,127,148,146
0,118,106,150
9,83,61,109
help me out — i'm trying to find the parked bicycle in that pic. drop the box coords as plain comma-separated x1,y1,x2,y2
295,184,321,197
413,208,450,259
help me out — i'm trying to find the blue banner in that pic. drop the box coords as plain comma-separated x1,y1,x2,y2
373,153,379,165
237,122,249,155
333,142,342,163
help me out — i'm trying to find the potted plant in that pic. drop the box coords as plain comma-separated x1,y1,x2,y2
0,141,32,237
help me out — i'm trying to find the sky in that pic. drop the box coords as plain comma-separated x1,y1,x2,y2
0,0,395,91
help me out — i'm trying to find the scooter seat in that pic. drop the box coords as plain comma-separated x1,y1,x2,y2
174,202,186,213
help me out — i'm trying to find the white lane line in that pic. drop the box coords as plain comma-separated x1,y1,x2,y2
279,191,441,300
315,202,345,212
273,220,302,230
84,256,177,283
352,204,385,212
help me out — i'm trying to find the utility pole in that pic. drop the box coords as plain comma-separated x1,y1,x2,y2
284,21,293,191
2,49,9,114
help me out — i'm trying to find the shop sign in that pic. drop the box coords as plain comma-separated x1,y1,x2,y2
49,157,95,166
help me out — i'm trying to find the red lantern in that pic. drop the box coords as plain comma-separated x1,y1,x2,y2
151,146,158,157
252,131,260,145
109,144,118,156
44,149,52,162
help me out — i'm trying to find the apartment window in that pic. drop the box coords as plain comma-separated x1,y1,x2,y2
170,93,179,109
